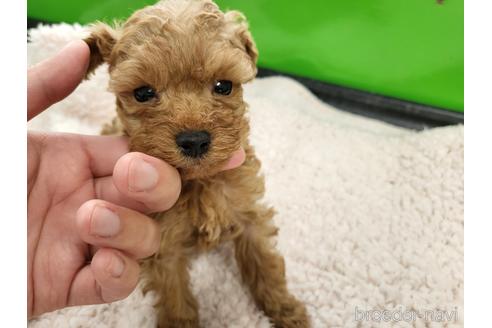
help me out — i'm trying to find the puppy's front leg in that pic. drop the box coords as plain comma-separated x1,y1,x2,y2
234,217,310,327
143,253,199,328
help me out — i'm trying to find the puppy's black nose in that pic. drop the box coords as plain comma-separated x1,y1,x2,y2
175,130,211,158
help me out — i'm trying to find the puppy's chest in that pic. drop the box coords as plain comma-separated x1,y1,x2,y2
169,180,243,249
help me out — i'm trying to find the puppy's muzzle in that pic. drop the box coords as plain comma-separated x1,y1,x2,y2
175,130,211,158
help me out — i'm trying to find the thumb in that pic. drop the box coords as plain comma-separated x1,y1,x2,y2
27,40,90,121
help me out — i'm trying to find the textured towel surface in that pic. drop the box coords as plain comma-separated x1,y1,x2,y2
28,24,464,328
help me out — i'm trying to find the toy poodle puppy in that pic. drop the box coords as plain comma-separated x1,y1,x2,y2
84,0,309,327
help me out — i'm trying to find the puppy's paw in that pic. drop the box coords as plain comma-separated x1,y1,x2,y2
267,299,310,328
158,318,199,328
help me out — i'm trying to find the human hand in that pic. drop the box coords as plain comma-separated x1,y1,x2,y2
27,40,245,318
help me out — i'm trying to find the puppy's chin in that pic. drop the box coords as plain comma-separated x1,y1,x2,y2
177,157,230,181
179,167,217,180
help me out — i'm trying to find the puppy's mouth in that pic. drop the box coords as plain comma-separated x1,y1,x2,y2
177,150,243,180
130,129,243,180
177,152,243,180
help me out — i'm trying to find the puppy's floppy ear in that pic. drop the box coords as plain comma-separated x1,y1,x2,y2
224,11,258,70
83,22,118,78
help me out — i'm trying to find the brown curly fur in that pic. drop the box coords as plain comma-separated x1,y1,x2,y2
84,1,309,327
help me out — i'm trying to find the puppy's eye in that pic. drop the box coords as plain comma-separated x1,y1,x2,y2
133,86,156,102
213,80,232,95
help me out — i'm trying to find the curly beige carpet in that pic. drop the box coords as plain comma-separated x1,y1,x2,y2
28,24,463,328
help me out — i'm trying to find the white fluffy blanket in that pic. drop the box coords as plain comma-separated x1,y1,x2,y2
28,24,463,328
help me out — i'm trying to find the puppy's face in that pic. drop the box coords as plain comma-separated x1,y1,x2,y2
85,0,257,179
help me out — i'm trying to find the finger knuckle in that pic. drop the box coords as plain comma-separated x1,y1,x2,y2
142,221,161,257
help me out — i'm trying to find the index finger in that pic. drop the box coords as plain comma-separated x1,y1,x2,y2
27,40,90,120
79,134,130,177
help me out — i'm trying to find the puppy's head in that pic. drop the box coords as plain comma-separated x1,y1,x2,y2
85,0,257,180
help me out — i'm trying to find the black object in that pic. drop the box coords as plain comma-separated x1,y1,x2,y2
28,17,48,29
257,68,463,130
134,86,156,102
214,80,233,95
175,131,211,158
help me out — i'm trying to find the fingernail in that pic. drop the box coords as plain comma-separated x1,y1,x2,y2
60,40,78,51
109,254,125,278
128,159,159,192
57,40,84,57
90,206,120,237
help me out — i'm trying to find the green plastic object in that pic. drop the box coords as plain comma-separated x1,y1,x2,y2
28,0,464,112
27,0,155,26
